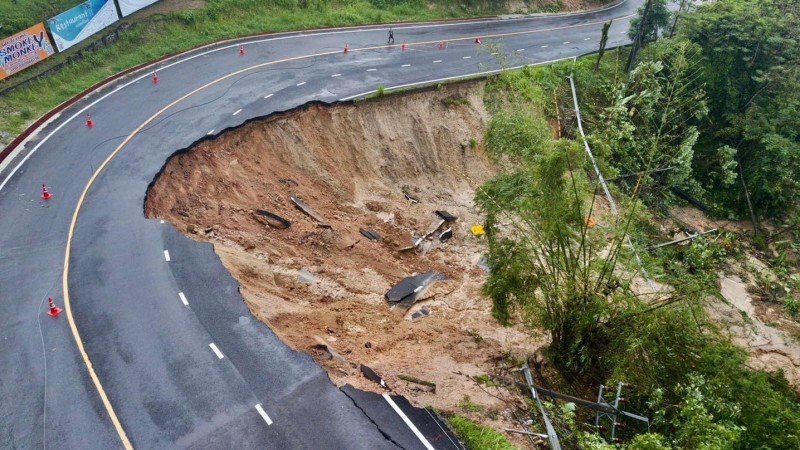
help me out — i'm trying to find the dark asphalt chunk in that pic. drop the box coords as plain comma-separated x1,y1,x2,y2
435,210,458,222
361,364,388,389
438,228,452,242
360,228,382,241
385,272,447,304
253,209,291,229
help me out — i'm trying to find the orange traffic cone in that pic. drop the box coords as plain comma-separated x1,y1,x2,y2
239,45,245,56
152,71,159,84
475,37,482,44
85,114,94,128
401,41,407,51
438,41,446,49
47,297,62,318
344,43,349,53
41,183,52,200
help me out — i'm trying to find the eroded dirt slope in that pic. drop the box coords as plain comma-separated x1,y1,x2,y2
145,83,542,421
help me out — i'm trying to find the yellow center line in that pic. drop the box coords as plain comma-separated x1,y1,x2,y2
60,13,627,448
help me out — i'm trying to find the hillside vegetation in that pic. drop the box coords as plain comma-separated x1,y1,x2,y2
472,0,800,448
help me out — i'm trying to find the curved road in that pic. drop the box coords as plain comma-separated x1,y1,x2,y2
0,1,642,448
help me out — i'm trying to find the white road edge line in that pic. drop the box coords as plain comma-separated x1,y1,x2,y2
255,404,274,425
209,343,224,359
584,37,591,40
232,109,242,116
178,292,189,306
207,129,214,135
331,73,342,77
563,41,570,44
382,394,434,450
296,81,306,86
263,93,273,99
163,250,170,262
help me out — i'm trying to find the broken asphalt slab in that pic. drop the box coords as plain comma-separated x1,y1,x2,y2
385,272,448,305
341,385,464,450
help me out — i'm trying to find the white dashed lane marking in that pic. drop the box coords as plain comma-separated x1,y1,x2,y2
263,93,273,99
255,404,274,425
563,41,570,44
366,68,377,71
207,129,214,135
331,73,341,77
296,81,306,86
209,343,225,359
462,56,471,59
178,292,189,306
401,64,411,67
163,250,170,262
541,45,548,48
516,48,524,52
232,109,242,116
433,60,442,63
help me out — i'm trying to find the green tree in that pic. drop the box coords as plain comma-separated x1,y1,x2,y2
597,41,708,204
682,0,800,218
628,0,671,43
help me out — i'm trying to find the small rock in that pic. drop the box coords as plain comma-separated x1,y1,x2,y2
364,341,372,349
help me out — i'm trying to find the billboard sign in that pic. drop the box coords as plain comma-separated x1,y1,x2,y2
118,0,160,17
47,0,120,52
0,23,56,80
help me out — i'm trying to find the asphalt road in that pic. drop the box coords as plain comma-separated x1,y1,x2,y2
0,1,642,448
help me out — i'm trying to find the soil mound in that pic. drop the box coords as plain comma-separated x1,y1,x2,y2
145,82,541,418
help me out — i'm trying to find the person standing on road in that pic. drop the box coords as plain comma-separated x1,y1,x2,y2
388,27,395,44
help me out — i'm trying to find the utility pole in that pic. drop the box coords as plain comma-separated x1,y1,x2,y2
595,20,613,71
626,0,654,72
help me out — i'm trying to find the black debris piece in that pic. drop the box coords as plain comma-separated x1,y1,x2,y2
253,210,291,229
364,341,372,349
290,194,331,227
359,228,381,241
411,307,430,320
385,272,448,304
360,364,388,389
435,210,458,222
404,193,420,204
438,227,453,242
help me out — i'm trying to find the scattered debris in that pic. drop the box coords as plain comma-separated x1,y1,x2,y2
385,272,448,305
439,227,453,242
364,341,372,349
404,192,420,204
648,228,719,250
414,219,446,247
313,336,346,361
360,364,388,389
411,307,430,320
398,374,436,393
359,228,381,241
298,268,316,284
279,178,299,187
291,194,331,227
476,255,489,272
435,210,458,222
470,224,485,236
253,209,291,229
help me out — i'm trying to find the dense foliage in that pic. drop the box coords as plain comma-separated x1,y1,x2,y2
476,1,800,445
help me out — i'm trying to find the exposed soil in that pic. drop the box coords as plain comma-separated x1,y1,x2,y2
145,83,544,430
666,206,800,390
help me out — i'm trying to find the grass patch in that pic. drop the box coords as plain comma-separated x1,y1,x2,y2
447,415,518,450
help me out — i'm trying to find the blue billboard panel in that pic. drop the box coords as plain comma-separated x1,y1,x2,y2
47,0,120,52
